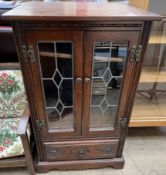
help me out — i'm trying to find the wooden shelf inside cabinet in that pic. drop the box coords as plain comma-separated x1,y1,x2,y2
39,52,72,59
94,57,124,62
39,51,124,62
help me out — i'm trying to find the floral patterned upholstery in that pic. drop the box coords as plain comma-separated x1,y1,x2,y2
0,71,26,119
0,118,24,158
0,70,26,159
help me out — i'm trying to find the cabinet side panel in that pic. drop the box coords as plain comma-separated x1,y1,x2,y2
117,21,153,157
12,21,46,161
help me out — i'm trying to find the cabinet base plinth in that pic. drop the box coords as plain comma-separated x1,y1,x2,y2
36,157,125,173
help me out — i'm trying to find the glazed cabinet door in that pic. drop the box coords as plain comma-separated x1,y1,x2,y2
24,31,83,140
83,31,140,137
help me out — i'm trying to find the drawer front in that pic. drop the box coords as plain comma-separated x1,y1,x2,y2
44,139,119,161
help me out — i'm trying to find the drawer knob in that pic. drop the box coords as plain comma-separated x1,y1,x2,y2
79,148,86,156
103,147,112,154
52,149,57,154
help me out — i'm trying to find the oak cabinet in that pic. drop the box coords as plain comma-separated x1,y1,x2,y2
2,1,160,173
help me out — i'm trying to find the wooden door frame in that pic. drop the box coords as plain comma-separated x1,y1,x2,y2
25,30,83,140
82,30,141,138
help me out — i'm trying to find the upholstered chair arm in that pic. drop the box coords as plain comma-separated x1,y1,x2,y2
17,104,35,174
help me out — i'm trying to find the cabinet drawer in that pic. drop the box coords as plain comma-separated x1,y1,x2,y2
44,139,119,161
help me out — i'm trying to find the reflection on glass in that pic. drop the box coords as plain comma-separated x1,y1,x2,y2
90,41,128,130
38,42,74,131
43,80,58,107
132,20,166,122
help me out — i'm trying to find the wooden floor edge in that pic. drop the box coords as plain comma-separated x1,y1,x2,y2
36,157,125,173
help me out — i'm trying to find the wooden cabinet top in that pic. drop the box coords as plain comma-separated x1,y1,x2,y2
2,1,160,21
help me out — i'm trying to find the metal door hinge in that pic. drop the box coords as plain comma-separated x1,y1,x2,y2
130,45,143,62
36,120,45,130
22,45,35,63
117,118,128,128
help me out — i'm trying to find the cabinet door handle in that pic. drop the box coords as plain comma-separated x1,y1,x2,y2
76,78,82,85
85,78,90,84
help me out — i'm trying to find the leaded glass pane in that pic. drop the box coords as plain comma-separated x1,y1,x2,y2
43,80,58,107
38,42,74,131
90,41,128,130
